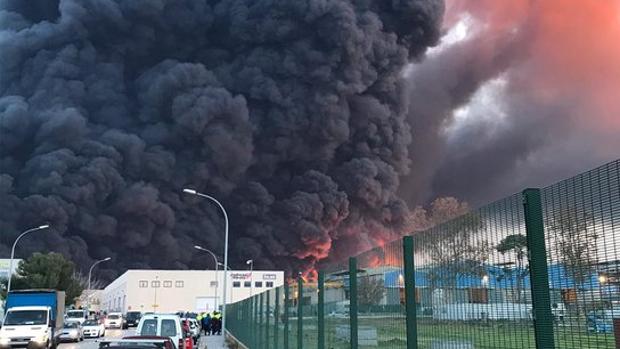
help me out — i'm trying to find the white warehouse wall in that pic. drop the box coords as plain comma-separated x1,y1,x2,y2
102,270,284,313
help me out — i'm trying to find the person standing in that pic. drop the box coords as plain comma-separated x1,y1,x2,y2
202,313,211,336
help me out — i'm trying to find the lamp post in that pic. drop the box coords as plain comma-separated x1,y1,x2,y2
87,257,111,310
217,262,233,304
194,245,220,311
183,188,229,335
246,259,253,297
7,225,50,293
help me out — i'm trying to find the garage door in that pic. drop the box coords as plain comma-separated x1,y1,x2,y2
195,297,216,312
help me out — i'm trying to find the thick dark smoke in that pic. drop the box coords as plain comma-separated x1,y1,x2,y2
403,0,620,206
0,0,444,279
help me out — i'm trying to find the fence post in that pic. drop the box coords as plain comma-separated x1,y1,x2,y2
255,295,260,348
249,296,255,347
403,236,418,349
275,287,280,349
349,257,358,349
284,283,290,349
266,290,271,349
260,292,265,349
297,276,303,349
244,297,249,345
318,270,325,349
523,188,555,349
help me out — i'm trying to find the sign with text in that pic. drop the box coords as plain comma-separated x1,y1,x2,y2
230,272,252,280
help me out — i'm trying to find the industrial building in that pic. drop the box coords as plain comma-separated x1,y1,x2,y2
101,269,284,313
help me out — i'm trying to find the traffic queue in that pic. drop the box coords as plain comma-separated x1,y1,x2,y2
59,309,221,349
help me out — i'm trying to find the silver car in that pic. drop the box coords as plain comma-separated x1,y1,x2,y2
57,322,84,342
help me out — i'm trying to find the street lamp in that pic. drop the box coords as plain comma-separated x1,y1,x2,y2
246,260,254,297
87,257,112,310
7,225,50,293
183,188,229,335
194,245,220,311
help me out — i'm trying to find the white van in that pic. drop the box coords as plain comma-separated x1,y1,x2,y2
65,309,88,324
136,314,184,349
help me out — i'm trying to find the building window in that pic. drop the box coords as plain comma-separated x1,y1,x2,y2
163,280,173,288
233,281,241,288
468,288,489,304
266,282,274,288
210,281,218,288
244,281,251,288
255,281,263,288
151,280,161,288
139,280,148,288
175,280,184,288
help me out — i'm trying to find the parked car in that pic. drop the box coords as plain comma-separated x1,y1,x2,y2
182,319,200,345
57,322,84,342
82,320,106,338
125,312,142,328
180,320,193,349
136,314,187,349
104,313,124,329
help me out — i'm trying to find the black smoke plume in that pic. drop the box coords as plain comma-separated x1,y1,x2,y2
0,0,443,280
402,0,620,207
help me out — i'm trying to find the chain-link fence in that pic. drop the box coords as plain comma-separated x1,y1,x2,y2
226,159,619,349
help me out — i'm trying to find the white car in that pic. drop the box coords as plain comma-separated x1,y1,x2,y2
136,314,184,349
104,313,123,329
81,320,106,338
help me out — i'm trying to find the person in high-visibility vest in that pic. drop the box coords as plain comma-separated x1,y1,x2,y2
211,311,222,335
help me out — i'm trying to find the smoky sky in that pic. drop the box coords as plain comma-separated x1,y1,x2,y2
403,0,620,207
0,0,444,280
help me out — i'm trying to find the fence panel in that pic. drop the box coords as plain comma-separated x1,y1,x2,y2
355,240,406,348
323,260,350,349
411,194,536,349
542,159,620,348
225,159,620,349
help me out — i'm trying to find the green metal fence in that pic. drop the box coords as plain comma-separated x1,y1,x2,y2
226,159,620,349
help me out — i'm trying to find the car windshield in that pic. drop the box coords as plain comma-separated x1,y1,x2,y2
4,310,47,326
126,312,141,319
67,311,84,318
108,315,121,319
64,322,79,328
83,320,98,326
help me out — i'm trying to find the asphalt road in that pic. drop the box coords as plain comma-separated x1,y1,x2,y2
56,329,217,349
57,329,134,349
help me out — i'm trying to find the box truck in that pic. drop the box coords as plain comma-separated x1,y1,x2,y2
0,290,65,349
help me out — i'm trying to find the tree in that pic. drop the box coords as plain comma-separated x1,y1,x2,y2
546,209,598,288
358,275,385,309
496,234,529,303
423,212,490,289
1,253,84,305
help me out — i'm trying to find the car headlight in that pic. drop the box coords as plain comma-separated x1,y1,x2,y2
0,337,11,345
32,334,48,343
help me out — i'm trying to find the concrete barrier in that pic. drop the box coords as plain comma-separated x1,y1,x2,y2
335,325,378,346
430,340,474,349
